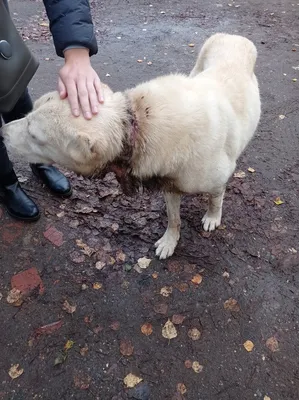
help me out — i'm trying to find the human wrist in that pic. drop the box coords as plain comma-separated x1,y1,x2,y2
63,48,90,62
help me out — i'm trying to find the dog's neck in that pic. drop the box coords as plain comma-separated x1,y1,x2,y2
100,93,180,196
99,94,141,195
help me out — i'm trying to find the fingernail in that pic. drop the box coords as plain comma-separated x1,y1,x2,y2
85,112,92,119
73,109,80,117
92,106,98,114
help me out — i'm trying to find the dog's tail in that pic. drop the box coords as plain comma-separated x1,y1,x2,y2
190,33,258,77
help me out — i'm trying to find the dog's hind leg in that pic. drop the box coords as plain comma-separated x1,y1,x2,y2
202,188,225,232
155,192,181,260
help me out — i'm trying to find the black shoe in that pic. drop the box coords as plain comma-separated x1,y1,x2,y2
0,182,40,221
31,164,72,198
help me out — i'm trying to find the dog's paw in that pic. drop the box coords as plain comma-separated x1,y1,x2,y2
155,230,179,260
202,212,221,232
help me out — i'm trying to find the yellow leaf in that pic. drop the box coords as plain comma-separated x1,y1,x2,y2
248,167,255,173
64,340,75,351
274,197,284,205
93,282,103,290
188,328,201,341
8,364,24,379
123,373,143,388
243,340,254,352
6,288,23,306
160,286,173,297
192,361,204,373
292,78,297,82
234,170,246,178
188,43,195,47
137,257,151,269
191,274,203,285
162,319,177,340
62,300,76,314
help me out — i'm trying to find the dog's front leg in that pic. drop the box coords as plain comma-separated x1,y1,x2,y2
155,192,181,259
202,188,225,232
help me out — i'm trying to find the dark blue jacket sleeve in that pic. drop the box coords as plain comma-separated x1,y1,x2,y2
43,0,98,57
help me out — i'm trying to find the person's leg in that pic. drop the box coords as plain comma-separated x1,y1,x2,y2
0,118,40,221
2,90,72,197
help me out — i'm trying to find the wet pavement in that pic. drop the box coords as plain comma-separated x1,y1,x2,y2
0,1,298,399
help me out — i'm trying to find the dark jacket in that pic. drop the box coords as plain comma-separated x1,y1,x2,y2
43,0,98,57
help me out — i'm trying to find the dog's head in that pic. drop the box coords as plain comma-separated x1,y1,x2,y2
2,85,127,176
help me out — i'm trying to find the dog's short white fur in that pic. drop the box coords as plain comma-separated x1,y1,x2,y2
3,33,261,259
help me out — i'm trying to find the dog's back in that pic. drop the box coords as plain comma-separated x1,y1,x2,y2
190,33,258,77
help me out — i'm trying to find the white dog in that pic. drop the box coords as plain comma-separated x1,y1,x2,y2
3,33,261,259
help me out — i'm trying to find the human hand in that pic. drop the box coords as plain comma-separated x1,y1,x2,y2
58,48,104,120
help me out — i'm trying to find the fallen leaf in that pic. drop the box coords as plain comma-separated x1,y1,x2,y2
154,303,168,314
39,21,49,27
76,239,95,257
124,373,143,388
188,43,195,47
172,314,185,325
116,250,127,263
160,286,173,297
137,59,143,63
80,345,89,356
141,323,153,336
152,272,158,279
243,340,254,352
266,337,279,352
54,351,67,366
64,340,75,351
279,114,286,120
74,373,91,390
162,319,177,340
34,320,63,336
184,360,192,369
177,383,187,394
292,78,297,82
137,257,152,269
264,396,271,400
191,274,203,285
8,364,24,379
224,298,240,312
62,300,76,314
192,361,204,373
93,282,103,290
6,288,23,306
188,328,201,341
110,321,120,331
175,282,189,292
95,261,106,270
248,167,255,173
120,339,134,356
274,197,284,205
234,171,246,178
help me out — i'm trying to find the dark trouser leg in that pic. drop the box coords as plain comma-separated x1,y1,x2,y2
0,114,40,221
0,121,16,185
